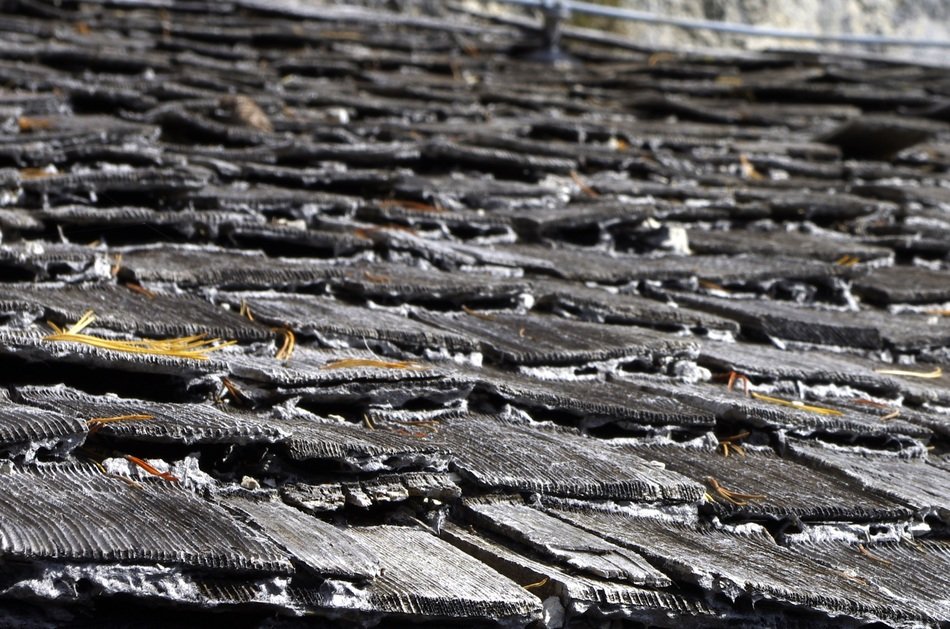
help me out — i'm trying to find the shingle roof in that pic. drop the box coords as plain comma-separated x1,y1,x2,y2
0,1,948,626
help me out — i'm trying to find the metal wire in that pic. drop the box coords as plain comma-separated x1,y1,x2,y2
496,0,950,49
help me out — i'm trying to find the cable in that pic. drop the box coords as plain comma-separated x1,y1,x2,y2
495,0,950,49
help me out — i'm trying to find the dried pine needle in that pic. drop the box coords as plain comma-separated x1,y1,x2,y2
86,457,142,489
273,327,296,360
834,254,860,267
857,544,892,566
86,414,155,433
739,154,764,180
648,52,674,66
122,281,156,299
379,199,445,213
726,371,751,396
125,455,179,482
362,270,391,284
569,170,599,198
44,310,236,360
110,253,123,277
220,377,252,406
462,305,497,321
698,279,727,292
323,357,424,370
17,116,54,132
874,366,942,379
522,577,549,590
715,75,743,87
718,431,750,458
749,391,844,416
19,167,55,180
239,300,255,321
220,95,272,132
852,399,901,421
705,476,766,506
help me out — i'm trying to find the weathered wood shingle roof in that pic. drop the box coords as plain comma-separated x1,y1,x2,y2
0,1,948,626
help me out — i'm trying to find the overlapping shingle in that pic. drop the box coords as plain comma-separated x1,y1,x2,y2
0,0,947,625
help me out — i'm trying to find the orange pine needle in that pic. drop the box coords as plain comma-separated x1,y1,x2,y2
125,455,178,482
706,476,765,506
273,327,296,360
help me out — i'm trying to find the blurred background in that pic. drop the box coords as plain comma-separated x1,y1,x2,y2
468,0,950,63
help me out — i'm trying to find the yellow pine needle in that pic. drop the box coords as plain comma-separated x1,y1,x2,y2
880,409,901,422
834,254,860,267
749,391,844,416
715,75,743,87
239,300,254,321
44,310,236,360
323,357,424,370
273,327,296,360
86,414,155,427
874,366,942,379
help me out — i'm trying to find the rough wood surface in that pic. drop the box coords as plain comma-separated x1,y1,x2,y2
0,0,947,625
